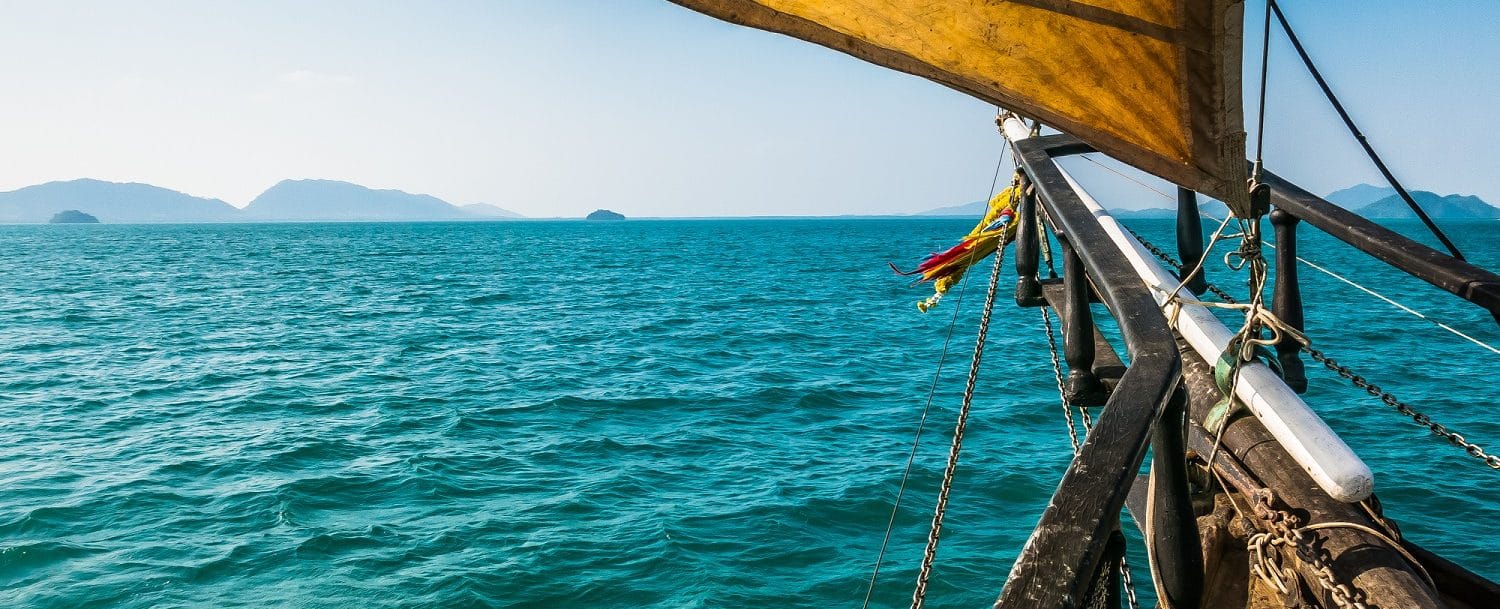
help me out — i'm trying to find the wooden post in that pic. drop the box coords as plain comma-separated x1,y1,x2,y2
1270,208,1308,393
1149,385,1203,609
1014,176,1045,307
1176,187,1208,295
1104,529,1126,609
1061,236,1104,405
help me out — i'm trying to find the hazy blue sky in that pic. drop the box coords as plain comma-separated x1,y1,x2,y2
2,1,1497,217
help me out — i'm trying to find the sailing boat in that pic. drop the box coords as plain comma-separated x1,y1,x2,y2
666,2,1500,608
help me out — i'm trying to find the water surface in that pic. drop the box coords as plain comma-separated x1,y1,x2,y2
2,219,1496,608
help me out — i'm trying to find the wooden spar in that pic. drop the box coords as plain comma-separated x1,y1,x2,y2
1258,169,1500,322
999,114,1374,503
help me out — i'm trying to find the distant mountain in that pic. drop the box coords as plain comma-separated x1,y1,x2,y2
243,179,474,221
586,209,625,221
50,210,100,224
915,200,986,217
1325,184,1396,209
1112,208,1178,219
460,203,524,219
1358,192,1500,219
0,178,528,223
915,199,1216,219
0,179,240,223
1323,183,1499,218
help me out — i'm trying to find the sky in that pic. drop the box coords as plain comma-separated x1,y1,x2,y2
2,1,1498,217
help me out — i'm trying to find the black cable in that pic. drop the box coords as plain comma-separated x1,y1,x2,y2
1268,0,1466,261
1253,0,1272,170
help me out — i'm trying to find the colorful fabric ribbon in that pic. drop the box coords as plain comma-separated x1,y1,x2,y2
891,184,1020,312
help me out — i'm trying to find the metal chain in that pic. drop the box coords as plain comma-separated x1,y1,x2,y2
1118,553,1141,609
911,243,1009,609
1126,225,1499,470
1124,225,1238,304
1304,346,1500,469
1041,306,1083,452
1178,218,1388,608
1249,493,1370,609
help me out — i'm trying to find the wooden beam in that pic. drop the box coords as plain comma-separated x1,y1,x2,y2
1180,345,1444,609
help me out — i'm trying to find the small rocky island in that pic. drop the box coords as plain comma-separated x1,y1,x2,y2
585,209,625,221
49,210,100,224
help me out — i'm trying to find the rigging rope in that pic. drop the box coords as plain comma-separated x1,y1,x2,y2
1268,0,1466,261
1251,0,1272,180
861,143,1010,609
911,219,1011,609
1083,153,1500,467
1175,198,1383,609
1270,253,1499,356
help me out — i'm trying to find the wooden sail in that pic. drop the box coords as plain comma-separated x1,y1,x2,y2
670,0,1249,204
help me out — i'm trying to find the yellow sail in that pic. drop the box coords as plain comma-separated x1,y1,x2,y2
670,0,1248,204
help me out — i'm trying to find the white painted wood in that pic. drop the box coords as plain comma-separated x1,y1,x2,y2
999,112,1033,143
999,113,1374,502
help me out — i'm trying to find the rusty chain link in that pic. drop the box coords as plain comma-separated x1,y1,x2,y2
1124,226,1239,304
1248,492,1370,609
1041,306,1084,453
1118,552,1141,609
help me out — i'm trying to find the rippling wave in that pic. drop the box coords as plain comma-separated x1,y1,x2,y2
1,219,1496,607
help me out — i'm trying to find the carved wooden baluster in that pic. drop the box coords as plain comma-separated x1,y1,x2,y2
1271,207,1308,392
1177,187,1208,295
1014,175,1045,307
1061,236,1104,405
1150,385,1203,609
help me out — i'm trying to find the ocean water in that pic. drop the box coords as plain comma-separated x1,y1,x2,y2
1,218,1496,608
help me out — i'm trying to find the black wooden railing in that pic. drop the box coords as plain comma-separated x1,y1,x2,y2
1259,169,1500,324
995,134,1186,609
990,129,1500,608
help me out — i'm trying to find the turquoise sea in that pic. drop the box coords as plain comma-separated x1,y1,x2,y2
2,219,1497,608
